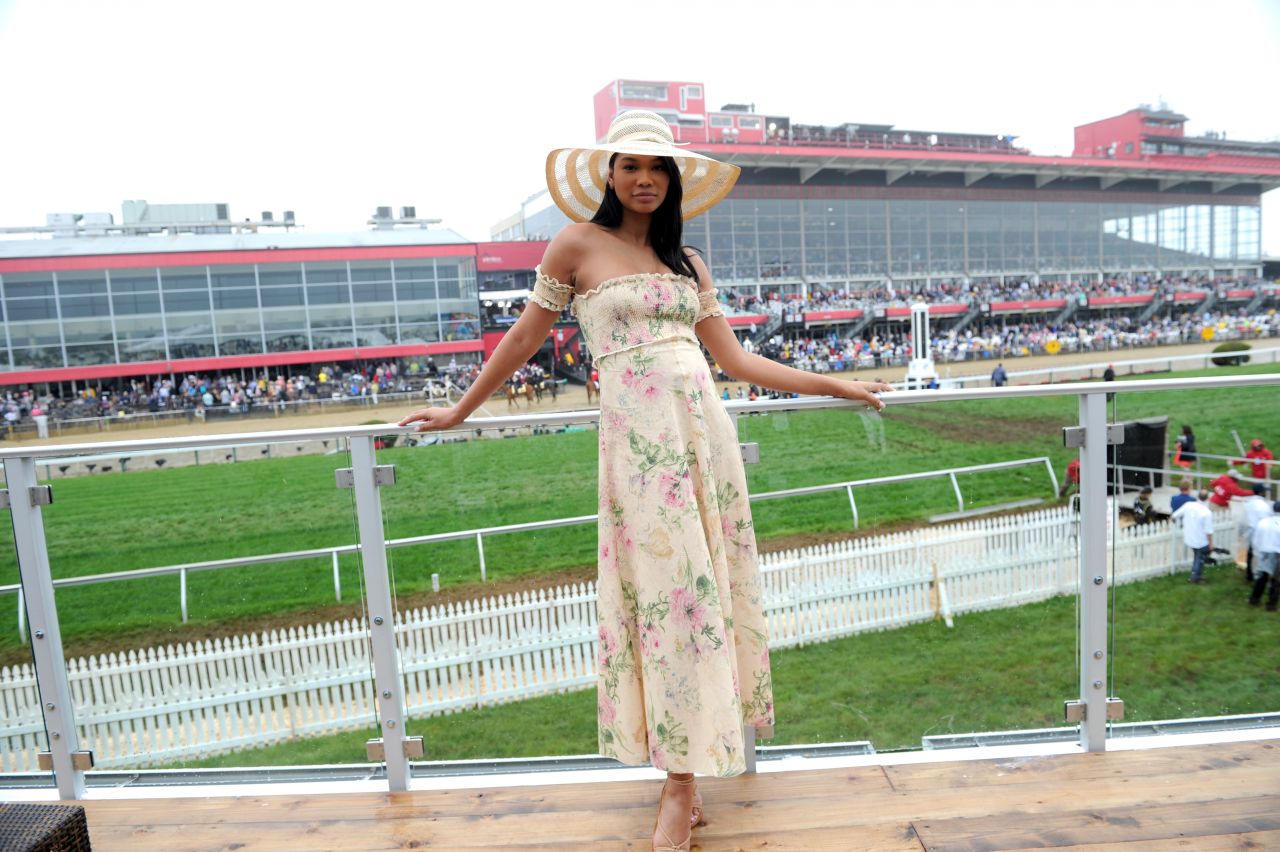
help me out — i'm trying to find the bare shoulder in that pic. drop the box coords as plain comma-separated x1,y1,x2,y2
683,248,713,291
540,223,596,284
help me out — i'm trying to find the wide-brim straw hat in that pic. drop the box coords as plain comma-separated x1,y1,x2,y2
546,109,740,223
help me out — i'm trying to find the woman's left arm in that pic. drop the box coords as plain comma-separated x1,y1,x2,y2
688,255,892,411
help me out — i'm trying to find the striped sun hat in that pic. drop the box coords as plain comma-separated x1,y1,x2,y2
545,109,740,223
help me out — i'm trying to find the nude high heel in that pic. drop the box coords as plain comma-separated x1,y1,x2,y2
690,783,704,828
652,775,695,852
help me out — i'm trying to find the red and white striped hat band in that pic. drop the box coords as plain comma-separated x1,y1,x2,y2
546,109,740,223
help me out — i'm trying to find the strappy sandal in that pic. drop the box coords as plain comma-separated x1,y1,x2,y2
652,775,695,851
690,783,705,828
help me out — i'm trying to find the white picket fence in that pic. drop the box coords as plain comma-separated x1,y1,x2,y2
0,506,1237,771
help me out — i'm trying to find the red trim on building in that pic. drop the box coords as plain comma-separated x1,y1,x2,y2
989,299,1068,313
884,304,968,318
1172,291,1209,302
0,244,476,274
693,142,1280,177
475,241,549,272
1088,294,1155,307
725,313,770,328
803,309,865,323
726,183,1254,207
0,340,483,386
1224,289,1256,300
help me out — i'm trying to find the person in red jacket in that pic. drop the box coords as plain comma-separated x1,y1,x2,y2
1233,439,1274,481
1059,458,1081,498
1209,469,1254,508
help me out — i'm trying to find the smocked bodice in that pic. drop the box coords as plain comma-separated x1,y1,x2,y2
530,267,723,362
573,274,702,360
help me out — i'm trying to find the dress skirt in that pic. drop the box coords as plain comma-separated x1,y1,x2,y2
592,338,774,778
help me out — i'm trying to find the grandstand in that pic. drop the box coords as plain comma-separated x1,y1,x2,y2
1,84,1278,396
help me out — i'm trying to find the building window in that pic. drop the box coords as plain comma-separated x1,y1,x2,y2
710,114,732,128
620,83,667,101
684,85,702,100
739,117,762,130
1124,142,1134,154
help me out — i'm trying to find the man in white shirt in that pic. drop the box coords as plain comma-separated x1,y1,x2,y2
1239,483,1273,583
1172,491,1215,584
1249,502,1280,610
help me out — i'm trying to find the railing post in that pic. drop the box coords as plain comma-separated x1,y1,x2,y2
347,436,411,791
180,567,188,623
1077,393,1109,752
332,550,342,602
476,533,487,583
3,457,86,798
845,485,859,529
1044,458,1060,499
948,471,964,512
17,586,26,644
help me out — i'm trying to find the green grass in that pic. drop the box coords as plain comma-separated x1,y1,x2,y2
1,362,1275,657
176,563,1280,768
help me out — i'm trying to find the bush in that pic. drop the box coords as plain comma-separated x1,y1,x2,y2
1210,340,1251,367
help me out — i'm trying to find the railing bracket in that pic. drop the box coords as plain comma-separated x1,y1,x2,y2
1062,424,1126,449
740,442,760,465
36,750,93,770
1064,697,1125,723
336,465,397,490
403,736,424,759
365,738,385,761
3,486,56,508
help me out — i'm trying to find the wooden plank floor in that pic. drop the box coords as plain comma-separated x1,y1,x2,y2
22,739,1280,851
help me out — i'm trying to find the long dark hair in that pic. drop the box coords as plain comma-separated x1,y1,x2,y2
589,154,699,280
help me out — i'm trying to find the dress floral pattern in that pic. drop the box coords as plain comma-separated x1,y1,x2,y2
535,268,774,778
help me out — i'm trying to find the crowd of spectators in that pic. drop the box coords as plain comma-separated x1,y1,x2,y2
726,273,1268,313
750,306,1280,374
2,276,1274,430
1,357,490,428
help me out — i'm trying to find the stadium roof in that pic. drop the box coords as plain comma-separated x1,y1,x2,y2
692,142,1280,193
0,227,472,262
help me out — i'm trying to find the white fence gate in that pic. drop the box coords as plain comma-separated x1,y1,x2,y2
0,506,1236,770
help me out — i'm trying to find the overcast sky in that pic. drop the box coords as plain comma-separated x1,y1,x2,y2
3,0,1279,254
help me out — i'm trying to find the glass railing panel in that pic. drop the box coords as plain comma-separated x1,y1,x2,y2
0,505,50,781
20,435,378,774
1107,369,1280,739
378,414,601,770
740,397,1080,754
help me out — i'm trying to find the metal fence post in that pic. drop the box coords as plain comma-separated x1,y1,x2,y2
347,436,411,790
3,456,86,798
332,550,342,602
1077,392,1109,752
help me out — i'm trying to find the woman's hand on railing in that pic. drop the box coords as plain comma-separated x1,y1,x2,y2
830,380,894,412
398,406,464,432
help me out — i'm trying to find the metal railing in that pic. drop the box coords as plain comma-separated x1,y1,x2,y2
2,373,1279,798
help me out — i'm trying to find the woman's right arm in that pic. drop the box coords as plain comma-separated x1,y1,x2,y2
398,227,586,432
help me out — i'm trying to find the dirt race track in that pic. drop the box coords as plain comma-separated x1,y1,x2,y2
2,340,1249,448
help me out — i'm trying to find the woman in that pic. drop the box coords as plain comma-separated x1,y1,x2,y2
1176,424,1197,467
400,110,890,850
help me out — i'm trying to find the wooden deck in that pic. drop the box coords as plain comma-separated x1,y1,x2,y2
32,738,1280,850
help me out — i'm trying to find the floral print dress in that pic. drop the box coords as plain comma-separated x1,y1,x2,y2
532,268,774,778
